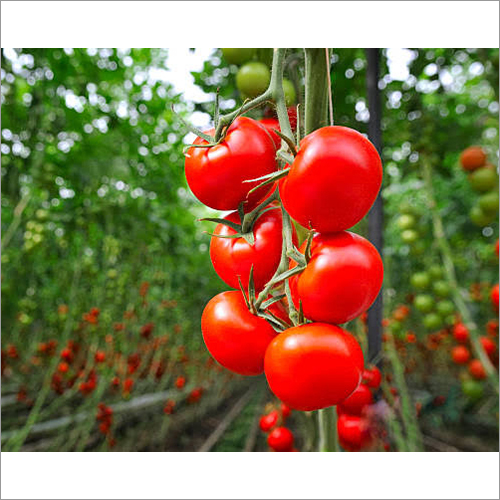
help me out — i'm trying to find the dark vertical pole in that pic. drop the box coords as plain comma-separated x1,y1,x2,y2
366,48,383,364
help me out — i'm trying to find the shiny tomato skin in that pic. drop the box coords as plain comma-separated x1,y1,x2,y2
184,117,277,210
280,126,382,232
451,345,470,365
210,206,295,291
201,291,277,376
362,366,382,389
267,426,294,452
337,384,373,416
337,414,373,452
259,410,279,432
264,323,364,411
259,118,281,149
290,231,383,324
453,322,469,343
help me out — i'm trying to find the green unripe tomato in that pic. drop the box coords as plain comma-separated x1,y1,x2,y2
469,167,498,193
470,205,495,227
236,62,270,98
436,300,455,317
107,269,118,279
401,229,419,244
423,312,442,330
414,294,434,313
411,272,430,290
461,379,484,401
428,265,444,279
396,214,416,230
35,208,49,220
221,48,255,66
478,191,499,215
433,280,451,298
282,78,296,106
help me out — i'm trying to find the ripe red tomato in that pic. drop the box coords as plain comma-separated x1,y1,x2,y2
362,366,382,389
453,322,469,343
468,359,486,380
175,376,186,389
480,336,496,356
491,284,499,311
289,231,383,324
258,118,281,149
337,384,373,416
280,402,291,419
460,146,486,171
264,323,364,411
184,117,277,210
267,426,294,452
201,291,276,376
337,414,373,452
280,126,382,232
210,206,296,291
451,345,470,365
259,410,279,432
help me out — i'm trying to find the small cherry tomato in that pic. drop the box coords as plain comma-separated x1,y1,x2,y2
480,336,496,356
259,410,279,432
491,284,499,311
201,291,277,376
267,426,294,452
280,402,292,419
453,322,469,343
451,345,470,365
362,366,382,389
280,126,382,233
264,323,364,411
468,359,486,380
460,146,486,171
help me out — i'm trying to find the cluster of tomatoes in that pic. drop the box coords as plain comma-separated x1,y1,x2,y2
336,365,384,452
459,146,499,227
185,68,384,413
258,401,297,452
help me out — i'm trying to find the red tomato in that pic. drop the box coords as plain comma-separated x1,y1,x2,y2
259,409,279,432
267,426,294,452
337,384,373,416
480,336,496,356
264,323,364,411
280,402,292,419
362,366,382,389
210,206,296,291
175,376,185,389
491,284,499,311
289,231,383,324
495,239,499,257
451,345,470,365
460,146,486,171
468,359,486,380
201,291,277,375
280,126,382,232
453,322,469,343
259,118,281,149
337,414,373,452
184,117,277,210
